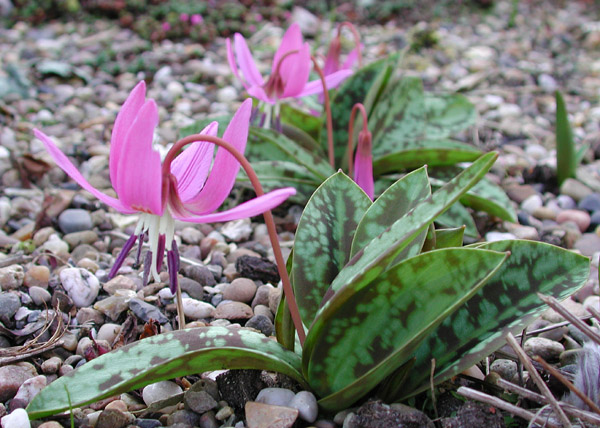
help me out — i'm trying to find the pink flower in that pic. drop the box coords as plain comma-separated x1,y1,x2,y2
34,81,295,291
190,14,203,25
161,22,171,32
179,13,189,23
227,23,353,105
353,129,374,200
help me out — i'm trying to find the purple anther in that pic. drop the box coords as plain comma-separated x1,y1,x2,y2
108,234,137,279
167,249,179,294
156,234,166,272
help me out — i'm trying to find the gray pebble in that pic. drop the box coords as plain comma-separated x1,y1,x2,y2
288,391,318,423
184,390,218,413
255,387,295,407
184,265,217,287
490,359,517,381
29,286,51,306
0,292,21,324
129,298,169,324
58,209,93,234
524,337,564,361
0,265,24,290
245,314,274,336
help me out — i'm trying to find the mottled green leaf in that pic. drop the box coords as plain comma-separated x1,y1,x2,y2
236,160,322,204
401,240,590,398
556,90,576,186
304,248,508,403
282,123,324,154
275,250,297,352
435,202,478,238
246,128,333,180
292,172,372,325
323,152,498,303
37,60,73,78
429,167,517,223
422,93,477,140
280,104,322,140
434,227,466,249
351,167,431,259
27,327,305,419
370,76,425,155
372,139,482,174
322,56,396,166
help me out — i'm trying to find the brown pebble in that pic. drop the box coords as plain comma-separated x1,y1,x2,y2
213,301,253,320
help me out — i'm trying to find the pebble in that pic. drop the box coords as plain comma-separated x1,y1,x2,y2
0,408,30,428
42,235,69,254
543,298,587,323
521,194,543,214
255,388,295,407
245,314,274,336
0,364,36,402
96,409,135,428
11,375,46,409
556,209,591,232
245,401,298,428
41,357,62,374
182,298,215,319
94,295,130,320
574,233,600,256
490,359,517,381
557,194,577,210
103,275,137,294
0,293,20,324
288,391,318,423
129,298,169,324
97,323,121,343
184,390,218,413
178,277,204,300
142,381,183,406
484,231,516,242
60,267,100,307
63,230,98,247
222,278,257,303
221,218,252,242
0,265,24,290
214,301,253,320
23,266,50,289
524,337,565,361
560,178,593,202
57,208,93,233
184,265,217,287
29,286,51,306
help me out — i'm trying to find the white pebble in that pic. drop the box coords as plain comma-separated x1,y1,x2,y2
485,231,517,242
1,408,30,428
182,298,215,319
60,268,100,307
142,380,182,406
288,391,318,423
255,387,295,407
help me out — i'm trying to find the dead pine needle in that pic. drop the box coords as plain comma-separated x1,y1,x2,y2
506,332,572,428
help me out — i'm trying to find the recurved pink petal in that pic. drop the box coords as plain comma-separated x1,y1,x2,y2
34,129,136,214
182,99,253,214
272,23,303,75
172,121,218,202
342,47,360,70
110,81,146,194
297,69,353,97
247,85,275,105
116,100,164,216
226,37,246,88
175,187,296,223
281,43,311,98
234,33,264,87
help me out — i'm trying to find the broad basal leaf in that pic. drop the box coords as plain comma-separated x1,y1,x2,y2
351,166,431,259
370,76,426,155
434,227,466,249
247,128,333,180
27,327,305,419
236,160,322,204
323,152,498,306
372,139,482,174
400,240,590,398
304,248,508,405
435,202,478,238
429,166,517,223
422,93,477,140
292,172,372,326
280,104,322,140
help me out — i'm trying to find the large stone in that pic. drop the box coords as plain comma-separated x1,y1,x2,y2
0,364,36,402
57,208,93,233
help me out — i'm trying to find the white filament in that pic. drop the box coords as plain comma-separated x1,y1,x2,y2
134,210,176,283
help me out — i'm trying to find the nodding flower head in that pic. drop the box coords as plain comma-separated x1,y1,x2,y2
35,81,296,293
227,23,353,105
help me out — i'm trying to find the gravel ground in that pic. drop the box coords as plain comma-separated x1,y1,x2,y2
1,1,600,427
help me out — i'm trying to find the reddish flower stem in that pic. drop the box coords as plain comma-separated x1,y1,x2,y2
164,134,306,345
311,55,335,168
347,103,369,176
338,22,363,67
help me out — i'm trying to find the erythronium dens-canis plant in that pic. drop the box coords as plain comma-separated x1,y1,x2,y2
27,149,590,418
34,81,296,328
